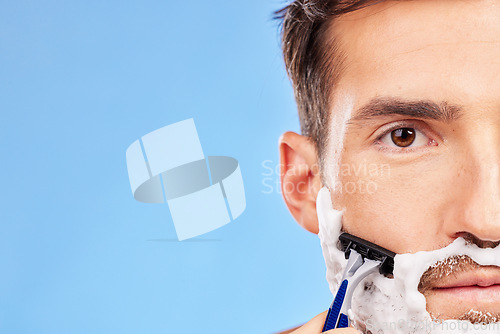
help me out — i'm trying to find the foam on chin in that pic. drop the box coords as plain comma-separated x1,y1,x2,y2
316,187,500,333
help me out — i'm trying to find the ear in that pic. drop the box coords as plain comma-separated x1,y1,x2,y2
279,131,322,234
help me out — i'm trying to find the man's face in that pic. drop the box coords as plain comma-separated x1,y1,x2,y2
326,0,500,321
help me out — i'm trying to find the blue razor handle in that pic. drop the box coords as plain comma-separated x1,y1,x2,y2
322,250,381,332
322,280,349,331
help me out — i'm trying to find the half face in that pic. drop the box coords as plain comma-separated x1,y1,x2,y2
325,0,500,322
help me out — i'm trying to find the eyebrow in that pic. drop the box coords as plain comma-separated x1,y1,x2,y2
349,97,464,123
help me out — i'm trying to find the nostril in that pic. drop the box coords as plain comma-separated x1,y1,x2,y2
456,232,500,249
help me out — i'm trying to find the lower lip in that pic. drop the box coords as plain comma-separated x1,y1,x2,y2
433,284,500,302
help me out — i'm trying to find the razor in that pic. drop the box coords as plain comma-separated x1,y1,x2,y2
322,233,396,332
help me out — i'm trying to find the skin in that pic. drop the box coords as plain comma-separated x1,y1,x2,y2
287,311,358,334
279,0,500,332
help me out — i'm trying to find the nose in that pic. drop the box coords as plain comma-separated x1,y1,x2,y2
446,145,500,244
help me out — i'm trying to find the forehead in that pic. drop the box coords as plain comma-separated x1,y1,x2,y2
330,0,500,108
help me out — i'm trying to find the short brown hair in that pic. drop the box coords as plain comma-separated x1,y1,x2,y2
276,1,379,171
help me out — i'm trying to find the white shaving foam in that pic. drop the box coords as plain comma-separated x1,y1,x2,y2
317,186,500,333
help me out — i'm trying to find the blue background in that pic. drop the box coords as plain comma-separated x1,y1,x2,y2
0,1,331,333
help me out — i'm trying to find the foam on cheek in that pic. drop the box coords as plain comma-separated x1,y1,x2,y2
317,187,500,333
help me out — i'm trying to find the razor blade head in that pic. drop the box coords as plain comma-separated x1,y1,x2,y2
338,233,396,276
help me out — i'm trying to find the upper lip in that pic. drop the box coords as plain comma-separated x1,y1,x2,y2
433,267,500,289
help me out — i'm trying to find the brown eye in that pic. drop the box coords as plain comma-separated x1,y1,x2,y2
391,128,416,147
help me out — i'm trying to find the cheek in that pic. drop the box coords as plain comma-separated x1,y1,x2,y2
331,153,460,253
